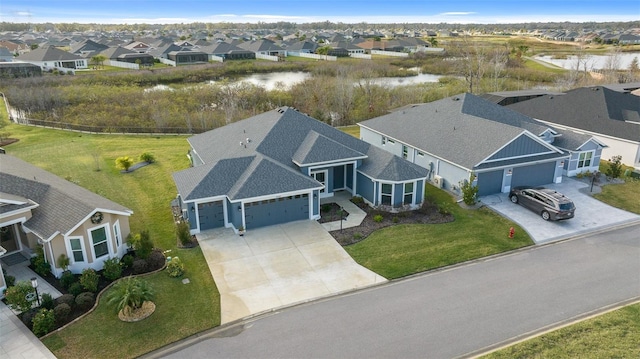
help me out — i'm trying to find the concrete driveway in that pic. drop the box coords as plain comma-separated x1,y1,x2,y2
481,177,640,244
197,220,386,324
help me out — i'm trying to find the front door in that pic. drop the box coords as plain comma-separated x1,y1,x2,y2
0,224,20,253
311,170,330,198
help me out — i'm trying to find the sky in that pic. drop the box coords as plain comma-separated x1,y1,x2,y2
0,0,638,25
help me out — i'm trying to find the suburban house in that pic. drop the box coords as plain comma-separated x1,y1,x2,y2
507,86,640,168
237,39,286,57
172,107,428,234
359,93,606,196
14,46,88,71
200,42,256,61
99,46,155,65
0,154,133,291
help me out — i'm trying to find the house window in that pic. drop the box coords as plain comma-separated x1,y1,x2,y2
578,151,593,168
91,227,109,259
404,182,414,205
387,138,395,144
69,238,84,262
381,183,392,205
417,151,424,157
113,222,121,248
402,145,408,159
381,136,387,145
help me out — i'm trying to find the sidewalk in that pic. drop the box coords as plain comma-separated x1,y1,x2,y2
0,252,61,359
320,191,367,231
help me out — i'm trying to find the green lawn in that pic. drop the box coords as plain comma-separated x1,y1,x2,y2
338,125,360,138
345,185,533,279
3,124,220,359
483,303,640,359
594,161,640,214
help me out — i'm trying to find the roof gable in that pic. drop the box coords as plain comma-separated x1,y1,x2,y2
292,130,367,166
484,132,557,163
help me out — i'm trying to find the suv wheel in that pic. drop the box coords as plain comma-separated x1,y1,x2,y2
541,210,551,221
510,195,518,204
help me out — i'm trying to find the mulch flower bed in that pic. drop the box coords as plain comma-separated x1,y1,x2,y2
328,199,454,246
318,203,350,223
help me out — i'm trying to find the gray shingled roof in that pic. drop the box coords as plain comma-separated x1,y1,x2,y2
507,86,640,142
17,46,84,61
175,107,428,202
0,155,132,241
360,93,565,170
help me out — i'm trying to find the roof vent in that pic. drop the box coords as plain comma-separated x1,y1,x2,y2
452,97,459,101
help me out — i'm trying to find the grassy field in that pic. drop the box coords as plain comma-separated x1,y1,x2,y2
345,184,533,279
483,303,640,358
2,124,221,359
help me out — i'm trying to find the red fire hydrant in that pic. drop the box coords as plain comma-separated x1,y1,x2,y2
509,227,515,238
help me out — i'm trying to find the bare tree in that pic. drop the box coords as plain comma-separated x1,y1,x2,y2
452,37,488,94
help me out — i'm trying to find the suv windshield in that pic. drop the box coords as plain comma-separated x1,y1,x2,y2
559,203,574,211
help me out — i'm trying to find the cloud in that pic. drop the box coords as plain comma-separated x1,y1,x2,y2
439,12,476,16
242,14,309,20
16,11,33,16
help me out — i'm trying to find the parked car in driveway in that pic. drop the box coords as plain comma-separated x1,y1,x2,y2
509,186,576,221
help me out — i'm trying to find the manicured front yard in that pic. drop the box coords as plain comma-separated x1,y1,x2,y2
595,160,640,214
345,185,533,279
2,124,220,358
483,303,640,358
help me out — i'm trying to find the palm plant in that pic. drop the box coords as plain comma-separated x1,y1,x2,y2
106,277,155,315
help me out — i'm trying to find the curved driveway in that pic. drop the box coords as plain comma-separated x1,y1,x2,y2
154,223,640,359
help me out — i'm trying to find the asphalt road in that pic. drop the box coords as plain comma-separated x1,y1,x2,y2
157,224,640,359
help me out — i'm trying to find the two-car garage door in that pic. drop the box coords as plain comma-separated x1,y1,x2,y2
245,194,309,229
477,161,556,196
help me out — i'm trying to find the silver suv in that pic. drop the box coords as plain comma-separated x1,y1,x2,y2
509,187,575,221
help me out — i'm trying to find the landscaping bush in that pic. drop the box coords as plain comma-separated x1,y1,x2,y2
55,294,76,308
54,303,71,325
60,270,76,289
460,175,479,205
31,246,51,277
32,308,55,337
4,281,35,313
106,277,155,315
146,249,165,270
139,152,155,163
57,254,70,272
79,268,100,293
166,257,184,278
75,292,95,311
115,156,134,171
21,308,37,329
373,214,384,223
351,196,364,205
128,230,153,259
132,259,148,274
606,155,623,179
176,220,192,246
40,293,55,310
68,282,84,296
121,253,134,268
2,268,15,287
102,257,123,282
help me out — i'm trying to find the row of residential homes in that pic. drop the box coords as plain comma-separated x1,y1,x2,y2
1,82,639,296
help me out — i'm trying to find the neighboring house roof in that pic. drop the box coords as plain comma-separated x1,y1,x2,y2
507,86,640,142
237,39,285,53
99,46,152,60
0,155,133,240
360,93,567,171
16,46,84,62
69,39,109,56
174,107,427,203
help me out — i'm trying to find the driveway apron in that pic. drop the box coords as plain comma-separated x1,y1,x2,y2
197,220,386,324
481,177,640,243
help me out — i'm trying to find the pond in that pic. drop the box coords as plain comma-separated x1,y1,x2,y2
534,52,640,71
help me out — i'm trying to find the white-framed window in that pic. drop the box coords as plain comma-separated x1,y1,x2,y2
113,221,121,248
68,237,84,263
402,145,408,159
381,183,393,205
387,138,395,144
403,182,414,205
417,151,424,157
577,151,594,168
90,225,110,259
381,136,387,145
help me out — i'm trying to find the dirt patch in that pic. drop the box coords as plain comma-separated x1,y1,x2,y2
0,138,19,147
329,199,454,246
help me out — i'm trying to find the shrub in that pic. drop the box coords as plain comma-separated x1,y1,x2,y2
40,293,55,310
167,257,184,278
438,202,452,215
373,214,383,223
321,204,332,213
21,308,38,329
54,303,71,325
31,246,51,277
351,196,364,205
3,268,15,287
75,292,95,311
32,309,55,337
115,156,134,171
132,259,148,274
353,233,363,240
68,282,84,296
606,155,623,179
60,270,76,289
55,294,76,308
128,230,153,259
79,268,99,293
392,216,399,223
102,257,123,282
146,250,165,271
459,175,479,205
176,220,192,246
106,277,155,314
4,281,35,312
57,254,70,271
139,152,155,163
121,254,134,268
